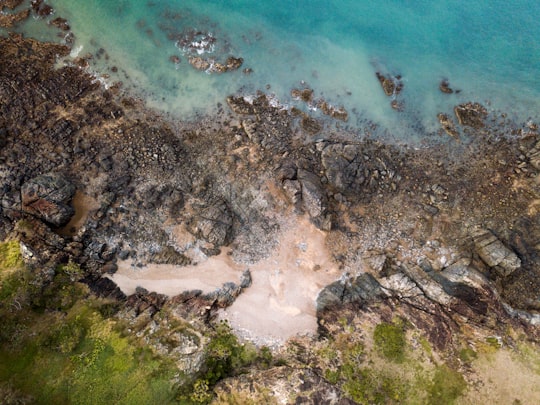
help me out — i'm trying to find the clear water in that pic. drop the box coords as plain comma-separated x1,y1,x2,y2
6,0,540,140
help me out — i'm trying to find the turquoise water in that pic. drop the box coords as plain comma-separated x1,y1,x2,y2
7,0,540,139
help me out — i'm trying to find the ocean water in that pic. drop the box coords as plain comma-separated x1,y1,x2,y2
7,0,540,140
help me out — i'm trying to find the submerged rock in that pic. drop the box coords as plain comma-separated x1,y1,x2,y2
454,102,488,129
437,113,459,138
376,72,403,96
439,79,454,94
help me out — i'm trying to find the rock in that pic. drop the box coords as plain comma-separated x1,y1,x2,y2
240,269,252,288
50,17,70,31
298,170,327,219
316,273,383,312
31,0,53,16
169,55,181,64
225,56,243,71
21,173,76,227
187,201,234,247
439,79,453,94
227,96,256,115
291,88,314,103
454,102,488,129
318,101,349,121
472,229,521,277
0,8,29,28
241,119,258,141
437,113,459,138
300,115,322,134
321,143,365,195
376,72,403,96
282,179,302,207
188,56,211,71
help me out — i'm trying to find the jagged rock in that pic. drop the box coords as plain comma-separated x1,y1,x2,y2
472,229,521,277
291,88,314,103
376,72,403,96
525,138,540,170
241,119,258,141
0,8,29,28
15,218,67,265
321,143,366,195
282,179,302,206
21,173,75,226
316,273,383,311
297,170,327,219
225,56,243,71
318,101,349,121
187,201,234,246
188,56,211,71
437,113,459,138
50,17,69,31
227,96,256,115
401,264,453,306
84,276,126,300
454,102,488,129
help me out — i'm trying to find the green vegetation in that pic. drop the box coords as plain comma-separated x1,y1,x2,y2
373,321,407,363
0,240,23,269
177,321,273,404
427,365,467,404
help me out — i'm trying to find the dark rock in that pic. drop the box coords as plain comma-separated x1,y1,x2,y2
439,79,453,94
0,7,29,28
84,276,126,300
321,143,365,195
298,169,327,219
300,115,322,134
454,102,488,129
239,269,252,288
227,96,256,115
317,273,383,312
319,101,349,121
225,56,243,71
291,88,314,103
187,201,234,247
21,173,76,227
376,72,403,96
50,17,70,31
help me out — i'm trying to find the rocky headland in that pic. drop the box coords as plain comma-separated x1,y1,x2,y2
1,5,540,404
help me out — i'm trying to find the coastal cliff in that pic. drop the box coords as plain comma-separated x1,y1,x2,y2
1,4,540,404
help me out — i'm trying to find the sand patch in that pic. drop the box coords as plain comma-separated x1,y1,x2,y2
108,216,340,345
58,191,100,236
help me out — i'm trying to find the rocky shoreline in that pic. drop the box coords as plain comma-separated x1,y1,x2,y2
1,5,540,403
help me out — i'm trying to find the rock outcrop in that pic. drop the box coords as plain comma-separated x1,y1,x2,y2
472,229,521,277
21,173,76,227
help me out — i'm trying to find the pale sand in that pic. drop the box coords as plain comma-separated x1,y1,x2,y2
108,216,340,345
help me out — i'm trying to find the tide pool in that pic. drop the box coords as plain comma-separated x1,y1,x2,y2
7,0,540,140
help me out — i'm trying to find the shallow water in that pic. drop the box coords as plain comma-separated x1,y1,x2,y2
7,0,540,140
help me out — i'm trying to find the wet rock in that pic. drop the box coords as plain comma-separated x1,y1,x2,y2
224,56,243,71
437,113,459,138
291,88,314,103
1,0,24,9
318,101,348,121
300,115,322,135
0,8,29,28
472,229,521,277
188,56,211,71
454,102,488,129
31,0,53,16
227,96,256,115
439,79,453,94
169,55,181,64
376,72,403,96
21,173,76,227
50,17,70,31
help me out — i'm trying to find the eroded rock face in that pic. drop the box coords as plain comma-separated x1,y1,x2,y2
21,173,76,227
454,102,488,129
321,143,366,195
472,229,521,277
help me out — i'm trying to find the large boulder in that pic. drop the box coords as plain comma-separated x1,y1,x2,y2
472,229,521,277
187,201,234,247
21,173,75,226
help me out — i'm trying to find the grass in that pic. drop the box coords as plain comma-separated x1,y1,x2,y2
373,321,407,363
427,364,467,404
